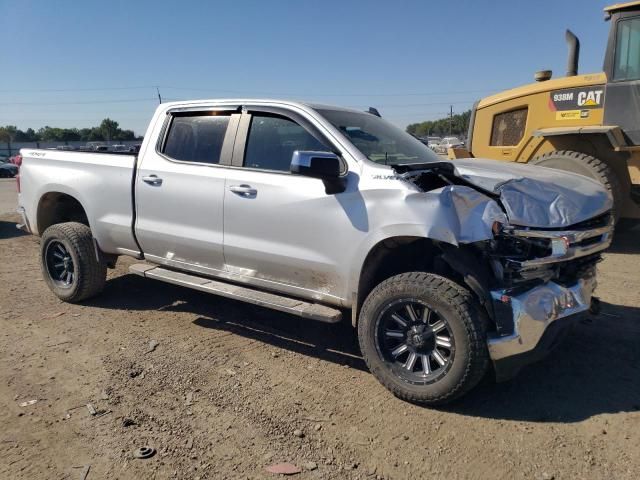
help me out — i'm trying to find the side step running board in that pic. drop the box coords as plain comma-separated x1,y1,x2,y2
129,264,342,323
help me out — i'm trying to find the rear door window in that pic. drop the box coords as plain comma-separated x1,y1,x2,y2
243,114,328,171
163,113,230,164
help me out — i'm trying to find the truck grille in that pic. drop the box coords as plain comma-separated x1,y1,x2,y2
491,211,613,287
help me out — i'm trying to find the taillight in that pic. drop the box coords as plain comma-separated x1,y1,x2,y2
15,155,22,192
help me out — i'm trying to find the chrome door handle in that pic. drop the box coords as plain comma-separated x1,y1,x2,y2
142,175,163,186
229,184,257,196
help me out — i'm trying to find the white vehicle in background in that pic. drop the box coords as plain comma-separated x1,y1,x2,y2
423,136,442,150
435,136,464,154
16,99,613,405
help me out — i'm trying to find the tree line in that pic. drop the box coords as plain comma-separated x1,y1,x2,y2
0,118,140,144
406,110,471,138
3,112,471,145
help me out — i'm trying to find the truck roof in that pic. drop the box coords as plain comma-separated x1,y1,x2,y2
158,98,366,115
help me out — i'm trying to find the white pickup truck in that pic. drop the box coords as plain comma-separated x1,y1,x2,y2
17,99,613,404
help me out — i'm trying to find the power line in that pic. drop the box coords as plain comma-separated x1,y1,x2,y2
0,98,159,106
160,85,501,97
0,84,505,97
346,100,476,109
0,86,158,93
382,111,459,119
0,96,478,108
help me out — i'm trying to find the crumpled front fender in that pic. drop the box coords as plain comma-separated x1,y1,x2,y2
405,185,507,245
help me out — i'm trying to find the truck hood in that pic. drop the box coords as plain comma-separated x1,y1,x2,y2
450,158,612,228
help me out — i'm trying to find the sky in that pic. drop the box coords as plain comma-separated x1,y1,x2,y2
0,0,615,136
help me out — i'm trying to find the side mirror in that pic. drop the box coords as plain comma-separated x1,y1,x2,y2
290,151,346,194
290,151,343,178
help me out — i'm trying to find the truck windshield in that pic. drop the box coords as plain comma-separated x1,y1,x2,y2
316,109,441,165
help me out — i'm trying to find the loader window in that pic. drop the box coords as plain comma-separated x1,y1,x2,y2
614,16,640,81
163,113,230,164
490,108,527,146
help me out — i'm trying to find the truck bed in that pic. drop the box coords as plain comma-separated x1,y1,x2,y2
18,148,141,256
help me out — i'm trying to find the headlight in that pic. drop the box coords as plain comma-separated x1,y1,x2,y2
550,237,570,256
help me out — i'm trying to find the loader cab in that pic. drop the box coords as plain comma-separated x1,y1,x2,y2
603,1,640,145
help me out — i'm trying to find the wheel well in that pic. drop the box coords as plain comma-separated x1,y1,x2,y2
353,237,441,326
37,192,89,234
352,237,498,332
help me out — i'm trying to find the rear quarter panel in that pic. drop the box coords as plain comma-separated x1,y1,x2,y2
18,150,139,255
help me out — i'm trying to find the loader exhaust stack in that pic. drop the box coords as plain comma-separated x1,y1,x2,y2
565,29,580,77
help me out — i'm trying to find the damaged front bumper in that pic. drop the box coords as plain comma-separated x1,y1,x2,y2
487,274,597,381
482,211,612,381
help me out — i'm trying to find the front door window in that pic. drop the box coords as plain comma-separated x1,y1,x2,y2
243,114,328,171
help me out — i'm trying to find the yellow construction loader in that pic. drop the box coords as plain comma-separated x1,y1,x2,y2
453,2,640,221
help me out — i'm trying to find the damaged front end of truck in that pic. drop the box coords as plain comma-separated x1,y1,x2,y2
393,158,614,380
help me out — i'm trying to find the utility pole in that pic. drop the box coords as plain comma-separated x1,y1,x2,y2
449,105,453,135
156,87,162,104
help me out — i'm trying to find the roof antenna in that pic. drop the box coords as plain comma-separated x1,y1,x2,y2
368,107,381,117
156,86,162,104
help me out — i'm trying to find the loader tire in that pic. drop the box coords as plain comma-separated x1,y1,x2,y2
531,150,623,221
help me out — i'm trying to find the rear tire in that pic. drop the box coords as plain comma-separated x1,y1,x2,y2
531,150,623,221
40,222,106,302
358,272,489,405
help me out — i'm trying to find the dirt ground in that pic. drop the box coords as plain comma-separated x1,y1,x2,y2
1,212,639,480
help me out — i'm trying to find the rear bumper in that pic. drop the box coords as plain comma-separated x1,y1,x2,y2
487,275,596,381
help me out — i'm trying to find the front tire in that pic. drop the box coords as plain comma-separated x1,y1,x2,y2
358,272,489,405
40,222,106,302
